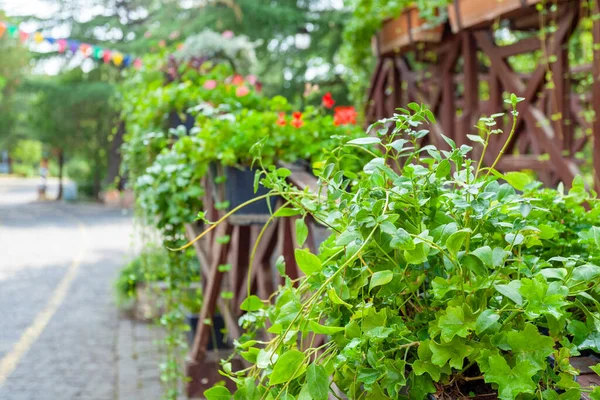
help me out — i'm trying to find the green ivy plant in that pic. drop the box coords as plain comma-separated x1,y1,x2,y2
205,96,600,400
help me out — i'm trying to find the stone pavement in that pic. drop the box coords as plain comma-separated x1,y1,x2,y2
0,177,164,400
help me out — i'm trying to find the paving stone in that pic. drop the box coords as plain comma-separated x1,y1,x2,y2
0,178,165,400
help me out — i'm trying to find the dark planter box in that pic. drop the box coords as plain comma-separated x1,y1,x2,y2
168,111,195,133
186,313,231,350
210,164,278,219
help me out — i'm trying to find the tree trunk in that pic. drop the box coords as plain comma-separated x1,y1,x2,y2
56,149,64,200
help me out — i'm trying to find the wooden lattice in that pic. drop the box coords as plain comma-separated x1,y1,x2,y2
368,0,600,188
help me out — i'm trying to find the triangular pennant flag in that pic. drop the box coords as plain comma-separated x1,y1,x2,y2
79,43,91,57
92,46,103,59
68,40,79,53
19,30,29,43
0,22,6,39
45,37,56,44
112,51,123,66
133,58,143,69
57,39,67,53
34,32,44,43
102,49,112,64
122,55,131,67
8,25,18,38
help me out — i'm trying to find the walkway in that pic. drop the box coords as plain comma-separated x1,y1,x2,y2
0,177,163,400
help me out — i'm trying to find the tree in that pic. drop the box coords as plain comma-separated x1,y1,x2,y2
27,67,116,199
31,0,351,105
0,11,31,172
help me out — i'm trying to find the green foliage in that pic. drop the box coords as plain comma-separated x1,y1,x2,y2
213,102,600,399
114,248,170,305
340,0,450,103
10,139,42,166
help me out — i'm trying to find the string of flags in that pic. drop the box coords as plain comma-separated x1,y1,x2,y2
0,21,143,69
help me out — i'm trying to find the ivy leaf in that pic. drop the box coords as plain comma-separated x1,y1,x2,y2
475,309,500,335
404,242,429,265
307,364,329,400
413,340,441,381
429,337,473,369
363,157,385,174
240,295,264,312
591,363,600,376
483,355,537,400
308,321,345,335
204,386,231,400
296,218,308,247
520,276,568,319
369,270,393,292
390,228,415,250
381,359,406,396
579,331,600,353
435,159,451,179
328,288,352,308
501,171,533,191
438,305,474,342
590,387,600,400
506,324,555,369
471,246,493,269
495,281,523,305
591,226,600,248
294,248,322,275
348,137,381,145
269,350,306,385
446,229,471,257
273,207,302,217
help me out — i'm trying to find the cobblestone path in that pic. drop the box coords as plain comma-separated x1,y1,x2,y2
0,178,163,400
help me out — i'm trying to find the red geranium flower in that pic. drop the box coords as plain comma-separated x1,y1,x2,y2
291,112,304,128
236,85,250,97
276,112,286,126
333,106,357,126
322,92,335,109
231,74,245,86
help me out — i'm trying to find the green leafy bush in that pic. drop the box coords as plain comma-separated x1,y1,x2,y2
210,100,600,400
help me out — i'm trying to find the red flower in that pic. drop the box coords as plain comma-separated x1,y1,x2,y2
231,74,245,86
276,112,286,126
236,85,250,97
203,80,217,90
291,112,304,128
333,106,357,126
322,92,335,109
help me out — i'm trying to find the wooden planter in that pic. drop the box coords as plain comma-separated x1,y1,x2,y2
377,7,443,56
448,0,543,32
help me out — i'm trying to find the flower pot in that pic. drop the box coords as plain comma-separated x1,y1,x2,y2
209,164,278,222
168,111,195,133
448,0,542,33
185,313,231,350
377,7,443,55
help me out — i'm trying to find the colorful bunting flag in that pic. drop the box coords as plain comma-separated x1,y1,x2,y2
0,21,141,69
68,40,79,53
8,25,17,38
79,43,91,57
112,52,123,66
103,49,112,64
34,32,44,43
92,46,103,59
57,39,67,53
